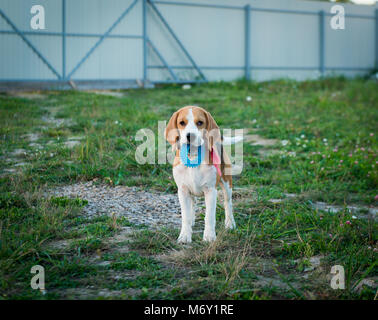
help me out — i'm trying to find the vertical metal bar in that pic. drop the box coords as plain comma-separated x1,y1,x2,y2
62,0,66,80
375,9,378,69
148,0,207,81
319,10,325,77
245,5,251,81
143,0,148,84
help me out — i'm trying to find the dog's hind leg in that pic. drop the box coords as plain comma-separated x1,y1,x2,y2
220,179,236,230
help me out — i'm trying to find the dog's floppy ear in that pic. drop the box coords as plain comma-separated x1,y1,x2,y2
206,110,219,132
164,110,179,146
206,111,222,163
206,111,221,146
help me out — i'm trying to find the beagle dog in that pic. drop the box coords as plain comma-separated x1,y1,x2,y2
165,106,240,243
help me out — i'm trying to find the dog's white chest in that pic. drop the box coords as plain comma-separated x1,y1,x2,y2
173,164,217,196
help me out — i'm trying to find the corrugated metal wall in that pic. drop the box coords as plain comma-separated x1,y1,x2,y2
0,0,376,87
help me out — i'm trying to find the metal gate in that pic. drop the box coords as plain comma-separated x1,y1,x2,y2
0,0,208,89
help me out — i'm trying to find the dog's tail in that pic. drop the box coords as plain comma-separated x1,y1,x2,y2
222,135,243,145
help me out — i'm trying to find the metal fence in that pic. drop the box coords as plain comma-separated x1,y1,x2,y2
0,0,377,89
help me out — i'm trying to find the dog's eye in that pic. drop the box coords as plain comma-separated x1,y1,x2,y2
197,121,203,126
179,121,186,126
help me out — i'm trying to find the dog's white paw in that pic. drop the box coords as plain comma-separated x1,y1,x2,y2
225,218,236,230
178,232,192,243
203,230,216,242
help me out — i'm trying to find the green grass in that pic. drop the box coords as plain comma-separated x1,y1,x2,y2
0,77,377,300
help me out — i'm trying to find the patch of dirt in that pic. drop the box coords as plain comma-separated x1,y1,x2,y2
247,134,279,147
232,187,258,205
8,92,46,100
295,255,324,272
41,115,74,128
90,90,125,98
108,226,134,245
312,201,377,219
28,142,43,149
156,250,187,266
2,168,17,174
257,149,283,157
253,275,302,291
53,287,139,299
13,162,30,167
63,140,81,148
267,194,377,220
268,193,297,204
22,133,41,142
242,128,281,156
45,239,72,250
1,147,32,175
49,181,182,228
67,136,84,141
0,162,29,177
10,148,27,157
249,257,277,273
353,278,378,294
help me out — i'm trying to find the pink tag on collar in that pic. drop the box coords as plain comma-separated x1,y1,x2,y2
211,149,222,176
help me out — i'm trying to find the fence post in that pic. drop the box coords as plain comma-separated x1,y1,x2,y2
319,10,325,77
245,5,251,81
143,0,148,85
62,0,66,80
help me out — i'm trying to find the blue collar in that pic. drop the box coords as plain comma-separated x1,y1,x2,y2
180,144,204,168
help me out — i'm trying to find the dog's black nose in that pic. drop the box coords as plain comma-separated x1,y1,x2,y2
186,133,196,143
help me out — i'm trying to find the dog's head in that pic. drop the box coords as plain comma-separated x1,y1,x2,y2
164,106,221,152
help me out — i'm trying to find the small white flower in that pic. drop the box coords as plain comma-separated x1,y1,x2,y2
281,140,289,146
252,119,257,123
323,138,327,142
300,134,305,139
302,144,306,148
182,84,191,90
246,96,252,102
115,120,119,124
352,215,357,219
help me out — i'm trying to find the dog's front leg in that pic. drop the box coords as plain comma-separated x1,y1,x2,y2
203,187,217,242
177,188,193,243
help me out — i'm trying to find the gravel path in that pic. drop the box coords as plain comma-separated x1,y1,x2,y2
50,181,183,228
